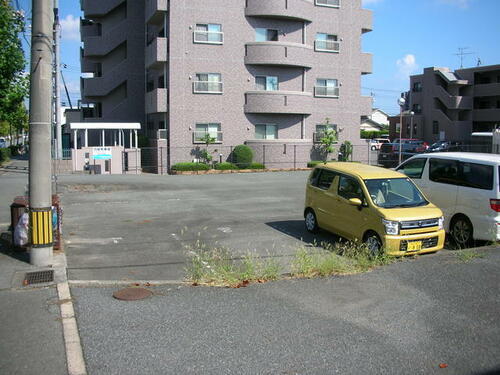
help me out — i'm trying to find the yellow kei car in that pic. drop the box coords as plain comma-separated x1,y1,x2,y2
304,163,445,256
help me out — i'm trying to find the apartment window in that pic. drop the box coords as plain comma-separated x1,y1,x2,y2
194,23,223,44
255,124,277,140
432,121,439,135
315,33,339,52
315,79,339,97
193,73,223,94
412,103,422,114
314,123,337,143
158,75,165,89
315,0,340,8
412,82,422,92
255,28,279,42
256,76,279,91
193,123,222,143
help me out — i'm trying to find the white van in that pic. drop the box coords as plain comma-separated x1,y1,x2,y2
396,153,500,246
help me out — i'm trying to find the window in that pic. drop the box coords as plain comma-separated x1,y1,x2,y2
432,121,439,135
429,158,459,185
158,75,165,89
255,28,278,42
255,124,277,140
412,103,422,114
255,76,279,91
460,162,493,190
194,123,222,143
338,175,364,201
315,33,339,52
412,82,422,92
314,170,337,190
194,73,223,93
194,23,223,44
315,0,340,8
315,79,339,97
314,123,337,143
396,158,427,179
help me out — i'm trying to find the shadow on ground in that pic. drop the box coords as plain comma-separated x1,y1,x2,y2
265,219,344,248
0,232,29,263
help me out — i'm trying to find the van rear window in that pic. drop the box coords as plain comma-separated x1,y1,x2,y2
460,162,493,190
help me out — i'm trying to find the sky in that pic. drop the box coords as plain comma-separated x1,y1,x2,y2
13,0,500,115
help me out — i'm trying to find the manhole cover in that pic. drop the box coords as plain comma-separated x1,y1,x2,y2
24,270,54,285
113,287,152,301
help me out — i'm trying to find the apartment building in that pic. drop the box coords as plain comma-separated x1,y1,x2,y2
408,64,500,143
80,0,373,170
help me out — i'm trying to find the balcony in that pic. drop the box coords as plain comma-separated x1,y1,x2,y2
245,42,313,68
146,37,168,69
82,20,127,57
244,90,312,115
146,0,168,24
192,81,223,94
359,8,373,33
474,83,500,97
315,0,340,7
81,0,125,17
360,52,372,75
314,86,339,98
245,0,314,22
314,40,340,53
146,88,168,114
193,30,224,45
473,109,500,122
82,60,128,97
193,132,223,144
435,86,473,110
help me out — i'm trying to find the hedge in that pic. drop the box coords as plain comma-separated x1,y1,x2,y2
171,162,210,171
215,162,238,170
248,162,265,169
0,148,11,164
233,145,253,169
307,161,324,168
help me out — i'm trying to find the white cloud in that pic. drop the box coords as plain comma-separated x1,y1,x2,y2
362,0,383,5
396,54,419,80
438,0,473,9
60,14,80,41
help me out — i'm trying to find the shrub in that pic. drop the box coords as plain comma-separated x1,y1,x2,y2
307,161,323,168
171,162,210,171
233,145,253,169
215,162,238,170
248,162,265,169
0,147,11,164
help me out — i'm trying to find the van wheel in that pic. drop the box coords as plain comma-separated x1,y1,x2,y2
305,209,319,233
450,215,473,248
371,146,377,151
364,232,382,257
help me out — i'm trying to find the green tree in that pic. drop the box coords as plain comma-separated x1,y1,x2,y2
199,133,216,164
0,1,28,141
319,118,338,162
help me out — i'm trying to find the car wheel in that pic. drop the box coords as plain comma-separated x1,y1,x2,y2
305,209,319,233
371,146,377,151
364,232,382,257
450,216,473,248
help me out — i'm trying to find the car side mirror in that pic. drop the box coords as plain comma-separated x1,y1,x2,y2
349,198,362,207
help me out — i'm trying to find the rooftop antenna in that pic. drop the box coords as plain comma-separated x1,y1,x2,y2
454,47,474,68
477,58,482,66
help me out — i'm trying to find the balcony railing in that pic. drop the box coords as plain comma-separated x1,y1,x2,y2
315,0,340,8
193,81,223,94
192,131,223,143
314,86,340,98
193,31,224,44
314,40,340,53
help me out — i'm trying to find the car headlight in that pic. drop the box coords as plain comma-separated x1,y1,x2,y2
382,219,400,235
438,216,444,230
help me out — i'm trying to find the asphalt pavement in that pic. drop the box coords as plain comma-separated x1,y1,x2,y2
71,248,500,375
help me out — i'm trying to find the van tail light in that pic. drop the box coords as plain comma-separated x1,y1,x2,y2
490,199,500,212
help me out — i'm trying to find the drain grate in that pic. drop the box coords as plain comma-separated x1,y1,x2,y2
24,270,54,285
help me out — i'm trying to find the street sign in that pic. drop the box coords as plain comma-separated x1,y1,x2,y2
92,147,112,160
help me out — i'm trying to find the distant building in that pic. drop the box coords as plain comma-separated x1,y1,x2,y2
78,0,374,171
370,108,389,126
393,65,500,143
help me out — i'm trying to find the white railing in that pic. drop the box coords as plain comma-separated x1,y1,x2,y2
315,0,340,7
192,131,223,143
314,86,340,98
193,31,224,44
193,81,223,94
314,40,340,52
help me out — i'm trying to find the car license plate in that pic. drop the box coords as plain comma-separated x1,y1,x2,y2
407,241,422,252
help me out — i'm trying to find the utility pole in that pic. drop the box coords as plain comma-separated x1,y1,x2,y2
53,0,62,159
29,0,54,266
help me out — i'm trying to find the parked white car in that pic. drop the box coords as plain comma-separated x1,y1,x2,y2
396,152,500,246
